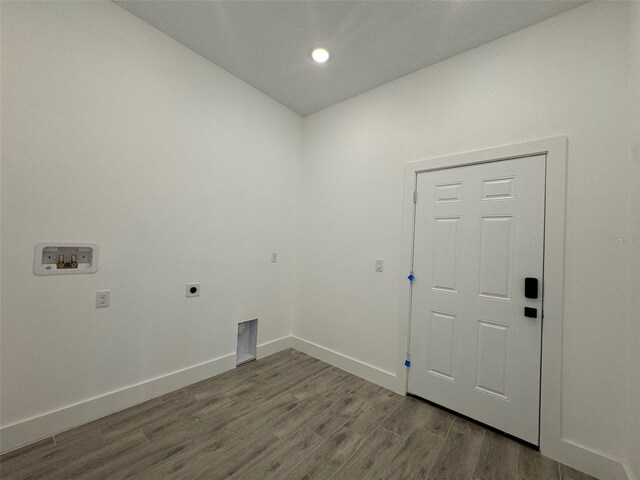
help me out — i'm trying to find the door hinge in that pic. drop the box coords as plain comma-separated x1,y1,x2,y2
413,190,417,203
405,351,411,367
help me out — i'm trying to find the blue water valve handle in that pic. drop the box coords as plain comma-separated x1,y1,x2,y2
407,273,415,282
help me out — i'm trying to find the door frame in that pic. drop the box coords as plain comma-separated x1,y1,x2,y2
397,137,567,460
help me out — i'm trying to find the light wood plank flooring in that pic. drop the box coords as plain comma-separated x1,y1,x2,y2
0,348,597,480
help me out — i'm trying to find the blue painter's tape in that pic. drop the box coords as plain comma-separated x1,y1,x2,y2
407,274,414,282
404,360,411,367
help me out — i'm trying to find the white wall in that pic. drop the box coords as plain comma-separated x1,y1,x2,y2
0,0,301,446
1,1,637,476
296,0,631,472
627,2,640,478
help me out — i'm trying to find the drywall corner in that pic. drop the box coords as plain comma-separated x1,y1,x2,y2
626,1,640,478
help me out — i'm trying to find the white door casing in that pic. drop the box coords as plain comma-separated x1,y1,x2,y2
408,155,545,445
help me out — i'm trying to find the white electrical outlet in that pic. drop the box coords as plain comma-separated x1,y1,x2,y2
186,283,200,297
271,252,278,263
96,290,111,308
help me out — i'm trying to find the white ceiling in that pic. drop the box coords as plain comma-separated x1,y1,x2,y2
115,0,586,116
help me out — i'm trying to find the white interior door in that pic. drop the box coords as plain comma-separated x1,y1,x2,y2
408,155,545,445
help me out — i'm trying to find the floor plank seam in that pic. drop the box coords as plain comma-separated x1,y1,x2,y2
425,416,455,480
275,426,327,480
470,428,486,480
328,424,397,480
378,392,408,436
375,394,405,433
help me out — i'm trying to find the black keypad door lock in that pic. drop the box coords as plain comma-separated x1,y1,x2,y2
524,307,538,318
525,277,539,299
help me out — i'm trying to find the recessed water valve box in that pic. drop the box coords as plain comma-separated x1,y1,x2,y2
34,243,99,275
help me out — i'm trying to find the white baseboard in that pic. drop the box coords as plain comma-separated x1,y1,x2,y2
290,335,400,393
542,437,633,480
257,335,292,358
0,336,291,454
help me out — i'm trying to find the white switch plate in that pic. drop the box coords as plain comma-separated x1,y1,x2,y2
271,252,278,263
96,290,111,308
186,283,200,297
375,258,384,272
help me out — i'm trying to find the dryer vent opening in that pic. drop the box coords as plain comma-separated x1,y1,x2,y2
237,319,257,365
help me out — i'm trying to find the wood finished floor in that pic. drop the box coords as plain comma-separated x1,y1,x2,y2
0,348,597,480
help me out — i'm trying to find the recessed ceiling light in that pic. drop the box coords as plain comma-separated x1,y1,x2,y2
311,47,330,64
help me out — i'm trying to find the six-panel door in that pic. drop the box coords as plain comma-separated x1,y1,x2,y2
408,155,546,445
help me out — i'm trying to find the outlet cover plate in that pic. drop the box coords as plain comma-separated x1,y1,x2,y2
96,290,111,308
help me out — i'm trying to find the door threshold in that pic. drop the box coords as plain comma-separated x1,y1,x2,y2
407,393,540,451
